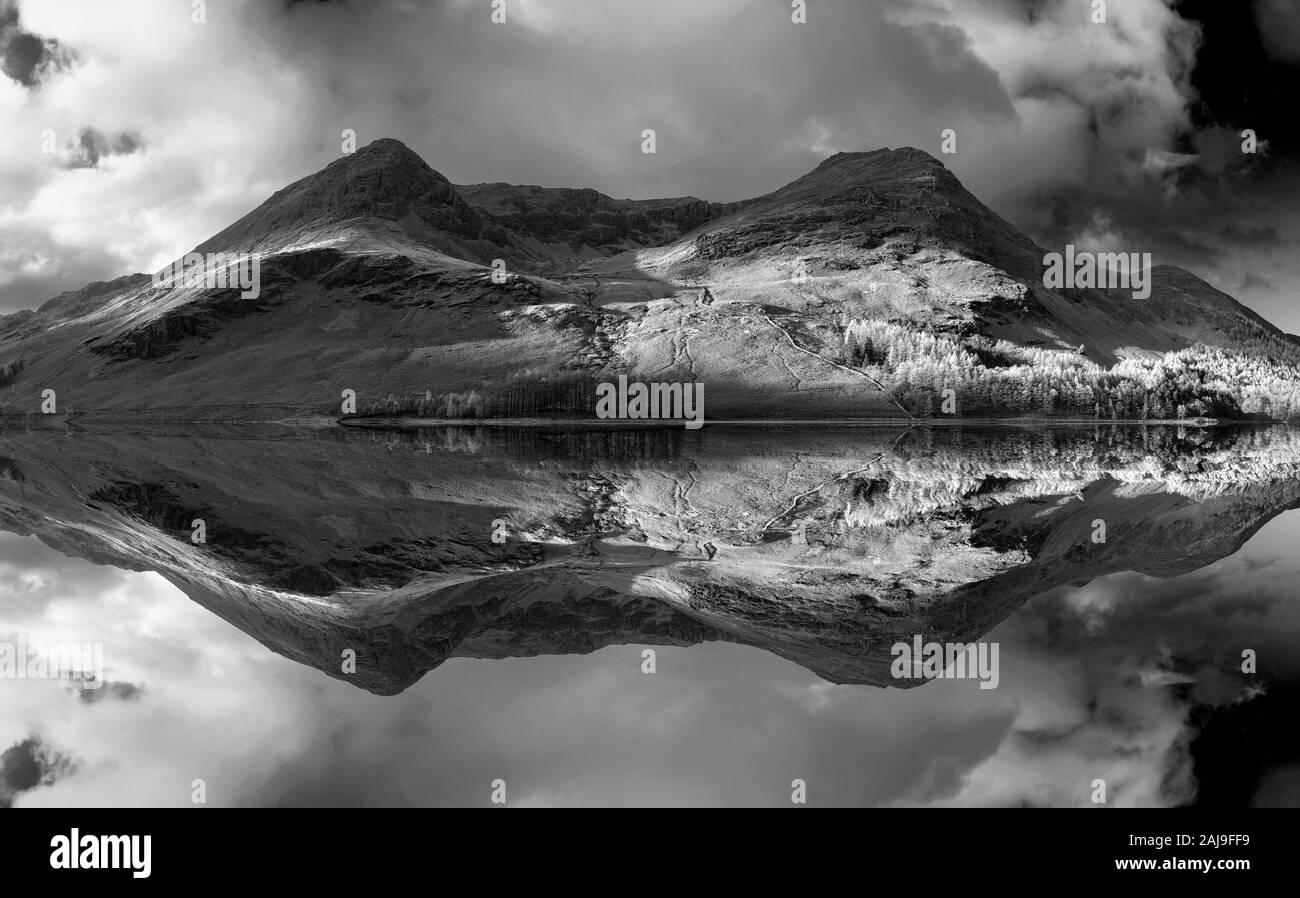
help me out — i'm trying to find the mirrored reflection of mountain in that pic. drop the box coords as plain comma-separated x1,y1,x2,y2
2,423,1299,695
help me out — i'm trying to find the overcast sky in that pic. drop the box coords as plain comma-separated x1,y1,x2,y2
1,0,1298,328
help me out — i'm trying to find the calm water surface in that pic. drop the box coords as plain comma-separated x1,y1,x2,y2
2,424,1297,807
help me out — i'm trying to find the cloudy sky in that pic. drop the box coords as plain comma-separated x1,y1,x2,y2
4,504,1298,808
1,0,1298,327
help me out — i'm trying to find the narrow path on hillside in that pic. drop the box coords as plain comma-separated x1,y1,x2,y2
758,313,915,419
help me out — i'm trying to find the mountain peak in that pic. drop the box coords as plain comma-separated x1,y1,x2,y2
764,146,958,205
197,138,484,256
817,146,945,170
356,136,419,154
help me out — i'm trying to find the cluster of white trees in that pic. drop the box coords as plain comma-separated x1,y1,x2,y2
831,317,1300,420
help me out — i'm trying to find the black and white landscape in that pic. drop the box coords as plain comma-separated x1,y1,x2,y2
2,0,1300,816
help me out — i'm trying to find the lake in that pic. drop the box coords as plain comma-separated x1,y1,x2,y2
1,422,1297,806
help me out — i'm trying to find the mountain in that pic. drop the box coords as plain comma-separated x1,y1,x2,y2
639,149,1290,365
2,138,1298,422
195,138,491,261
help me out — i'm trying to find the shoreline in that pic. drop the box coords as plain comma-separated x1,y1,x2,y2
0,413,1278,431
339,415,1243,429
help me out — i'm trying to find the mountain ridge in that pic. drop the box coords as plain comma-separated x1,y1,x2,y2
2,138,1298,422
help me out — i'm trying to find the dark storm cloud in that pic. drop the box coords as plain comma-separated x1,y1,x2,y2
77,681,145,704
0,0,72,87
1183,0,1300,160
0,738,42,806
1187,125,1267,176
1152,227,1218,261
1219,222,1283,248
1020,560,1300,691
1237,272,1276,292
1254,0,1300,65
879,1,1300,330
257,0,1016,203
0,737,74,807
65,128,145,170
970,540,1300,807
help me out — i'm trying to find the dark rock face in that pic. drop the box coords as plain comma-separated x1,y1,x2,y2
89,289,272,360
456,182,748,251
